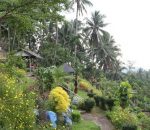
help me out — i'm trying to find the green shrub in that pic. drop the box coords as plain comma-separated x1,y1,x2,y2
36,67,54,92
87,93,95,98
105,98,115,110
106,106,138,129
138,112,150,130
97,96,115,111
122,125,137,130
94,95,101,106
77,100,85,110
72,110,81,122
71,104,77,110
99,97,107,110
119,81,132,108
84,98,95,112
6,55,26,70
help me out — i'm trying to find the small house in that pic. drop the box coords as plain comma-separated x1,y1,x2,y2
15,49,43,71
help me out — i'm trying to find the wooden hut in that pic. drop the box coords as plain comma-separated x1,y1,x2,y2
15,49,43,72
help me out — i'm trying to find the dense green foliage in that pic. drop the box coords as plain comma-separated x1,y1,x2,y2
0,0,69,51
107,106,138,130
36,67,54,92
0,0,122,81
125,69,150,111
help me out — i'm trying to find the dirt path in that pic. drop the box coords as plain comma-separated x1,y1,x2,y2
81,109,115,130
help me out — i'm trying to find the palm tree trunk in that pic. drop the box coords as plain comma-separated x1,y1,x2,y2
74,7,79,94
74,7,78,67
8,27,11,52
12,29,16,51
0,22,1,40
54,22,58,65
75,8,78,35
74,8,79,65
55,22,58,44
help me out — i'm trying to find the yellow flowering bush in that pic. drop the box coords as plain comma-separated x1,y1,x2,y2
79,79,102,96
15,68,26,78
0,72,36,130
79,79,91,91
49,87,70,113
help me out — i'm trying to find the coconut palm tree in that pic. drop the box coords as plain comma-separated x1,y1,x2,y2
58,20,87,68
83,10,108,65
97,32,121,73
70,0,93,79
70,0,93,34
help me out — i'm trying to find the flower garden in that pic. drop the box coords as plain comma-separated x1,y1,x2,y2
1,56,150,130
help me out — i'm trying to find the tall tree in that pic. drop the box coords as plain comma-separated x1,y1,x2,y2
70,0,93,34
84,11,107,62
98,32,121,72
0,0,69,51
70,0,93,75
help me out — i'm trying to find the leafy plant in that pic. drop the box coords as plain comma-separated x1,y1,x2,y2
36,67,54,92
71,110,81,122
87,89,95,98
94,95,101,106
137,112,150,130
119,81,132,108
6,55,26,70
100,77,119,99
99,97,107,110
84,98,95,112
51,67,69,86
105,98,115,111
106,106,138,129
77,100,85,110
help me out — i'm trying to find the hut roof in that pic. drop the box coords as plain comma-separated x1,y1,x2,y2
15,49,43,59
63,63,75,73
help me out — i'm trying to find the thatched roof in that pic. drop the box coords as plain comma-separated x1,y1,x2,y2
15,49,43,59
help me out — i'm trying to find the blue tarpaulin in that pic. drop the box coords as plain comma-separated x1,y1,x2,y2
46,111,57,128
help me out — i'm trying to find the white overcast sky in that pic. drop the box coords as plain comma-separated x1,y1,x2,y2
65,0,150,70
